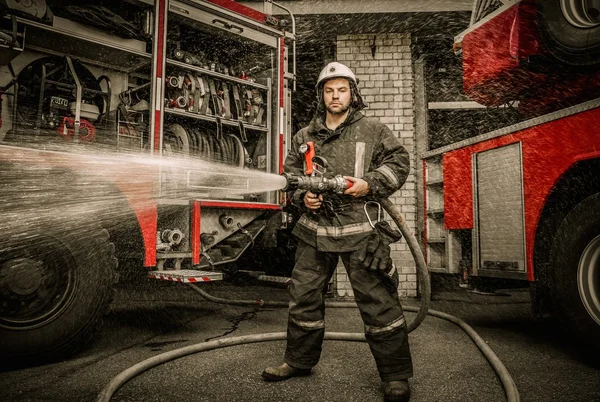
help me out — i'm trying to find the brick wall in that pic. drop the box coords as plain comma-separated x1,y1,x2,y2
334,33,418,299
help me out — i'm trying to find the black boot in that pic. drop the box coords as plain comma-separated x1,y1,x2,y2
261,363,311,382
384,380,411,402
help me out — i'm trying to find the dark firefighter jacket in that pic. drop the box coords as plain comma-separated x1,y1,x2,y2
284,109,410,252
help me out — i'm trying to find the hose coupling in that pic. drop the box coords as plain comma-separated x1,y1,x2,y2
282,172,352,194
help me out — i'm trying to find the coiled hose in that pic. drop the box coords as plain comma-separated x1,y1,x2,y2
97,199,520,402
164,124,245,168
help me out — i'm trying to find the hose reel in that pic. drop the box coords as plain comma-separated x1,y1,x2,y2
163,123,246,167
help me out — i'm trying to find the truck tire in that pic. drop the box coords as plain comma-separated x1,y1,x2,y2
549,193,600,350
538,0,600,67
0,222,117,366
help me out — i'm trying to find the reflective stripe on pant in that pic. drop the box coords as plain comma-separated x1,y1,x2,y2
284,240,413,381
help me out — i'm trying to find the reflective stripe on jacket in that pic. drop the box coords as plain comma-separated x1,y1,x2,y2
284,110,410,252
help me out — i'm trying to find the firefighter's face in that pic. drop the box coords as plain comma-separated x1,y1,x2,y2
323,78,352,115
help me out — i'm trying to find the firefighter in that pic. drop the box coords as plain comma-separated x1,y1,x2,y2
262,62,413,402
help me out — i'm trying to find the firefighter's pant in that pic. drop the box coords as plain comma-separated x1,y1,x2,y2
284,240,413,382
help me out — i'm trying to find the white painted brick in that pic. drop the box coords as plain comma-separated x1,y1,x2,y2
369,102,388,109
370,73,388,81
361,88,380,95
379,116,398,124
381,87,399,95
384,67,403,75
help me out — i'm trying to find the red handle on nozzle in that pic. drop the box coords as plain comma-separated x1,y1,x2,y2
302,141,315,175
345,179,354,189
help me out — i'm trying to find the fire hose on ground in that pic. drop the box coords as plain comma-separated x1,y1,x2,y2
96,197,520,402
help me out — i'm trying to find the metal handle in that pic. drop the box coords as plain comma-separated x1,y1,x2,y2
212,19,244,34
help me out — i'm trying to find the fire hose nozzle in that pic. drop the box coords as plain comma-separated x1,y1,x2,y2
282,173,352,195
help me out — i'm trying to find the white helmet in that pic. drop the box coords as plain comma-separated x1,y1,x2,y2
316,62,358,88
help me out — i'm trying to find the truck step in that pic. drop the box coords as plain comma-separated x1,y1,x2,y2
148,269,223,283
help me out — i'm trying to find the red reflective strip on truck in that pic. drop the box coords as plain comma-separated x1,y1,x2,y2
157,0,165,77
140,207,158,267
199,201,281,210
206,0,267,23
187,277,212,283
148,274,212,283
280,37,285,107
192,201,201,265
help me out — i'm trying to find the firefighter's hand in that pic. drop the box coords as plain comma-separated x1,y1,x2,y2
304,191,323,209
343,176,370,197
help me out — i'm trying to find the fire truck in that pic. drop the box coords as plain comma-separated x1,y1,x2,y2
0,0,295,363
421,0,600,348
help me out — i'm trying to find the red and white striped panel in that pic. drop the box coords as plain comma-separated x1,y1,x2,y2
148,270,223,283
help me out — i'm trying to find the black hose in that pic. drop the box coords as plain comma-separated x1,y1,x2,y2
96,310,519,402
380,198,429,332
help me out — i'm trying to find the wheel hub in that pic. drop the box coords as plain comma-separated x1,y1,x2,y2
0,241,75,330
578,235,600,326
561,0,600,28
2,258,44,296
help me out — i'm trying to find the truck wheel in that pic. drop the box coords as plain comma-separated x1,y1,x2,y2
549,193,600,349
0,223,117,366
538,0,600,67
